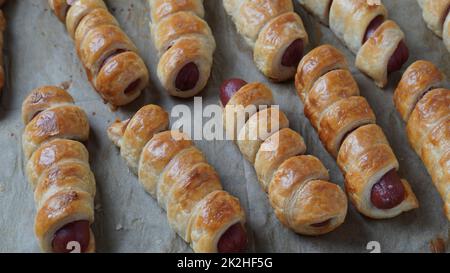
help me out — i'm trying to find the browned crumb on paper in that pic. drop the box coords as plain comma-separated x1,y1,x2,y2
59,80,72,90
429,237,447,253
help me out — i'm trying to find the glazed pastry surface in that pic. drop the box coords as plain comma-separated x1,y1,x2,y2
295,45,418,219
222,80,347,235
108,104,247,253
150,0,216,98
394,60,450,220
22,86,96,253
224,0,309,81
298,0,409,87
48,0,149,106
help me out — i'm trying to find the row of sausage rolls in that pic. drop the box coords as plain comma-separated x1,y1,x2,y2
298,0,409,88
220,80,347,235
223,0,309,82
149,0,216,98
295,45,418,219
22,86,96,253
394,60,450,220
48,0,149,106
107,105,247,253
417,0,450,52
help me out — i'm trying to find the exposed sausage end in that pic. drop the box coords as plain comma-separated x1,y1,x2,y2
217,223,247,253
175,62,200,91
52,220,91,253
370,169,405,210
220,78,248,106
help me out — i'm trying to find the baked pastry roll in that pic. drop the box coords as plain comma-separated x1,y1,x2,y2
222,82,274,141
149,0,215,98
296,45,418,219
394,60,446,122
417,0,450,52
297,0,409,87
224,0,309,81
22,86,96,253
48,0,149,106
108,105,247,253
394,63,449,220
221,79,347,235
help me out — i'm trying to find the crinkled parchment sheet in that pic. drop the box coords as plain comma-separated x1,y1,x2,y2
0,0,448,253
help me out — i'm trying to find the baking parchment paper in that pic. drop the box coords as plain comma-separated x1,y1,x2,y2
0,0,448,253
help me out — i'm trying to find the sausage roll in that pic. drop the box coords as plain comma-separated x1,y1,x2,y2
417,0,450,52
394,60,450,220
107,105,247,253
220,79,347,235
297,0,409,88
149,0,215,98
223,0,309,81
0,9,5,93
22,86,96,253
295,45,418,219
48,0,149,106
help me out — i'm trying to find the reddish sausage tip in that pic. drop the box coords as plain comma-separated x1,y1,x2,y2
387,41,409,73
281,39,304,67
52,220,91,253
220,78,247,106
370,169,405,210
217,223,247,253
175,62,199,91
363,16,409,74
363,15,385,43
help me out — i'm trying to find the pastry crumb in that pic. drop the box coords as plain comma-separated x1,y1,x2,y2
0,184,4,193
94,203,102,211
429,237,446,253
59,81,72,90
116,224,124,231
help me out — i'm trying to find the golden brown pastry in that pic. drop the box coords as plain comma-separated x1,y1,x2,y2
22,86,95,253
149,0,215,98
417,0,450,52
223,0,309,81
108,105,247,253
48,0,149,106
297,0,409,87
394,60,449,220
295,45,418,219
220,79,347,235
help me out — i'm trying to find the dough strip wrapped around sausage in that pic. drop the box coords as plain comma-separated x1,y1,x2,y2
107,105,247,253
48,0,149,106
417,0,450,53
149,0,215,98
295,45,418,219
223,0,309,81
22,86,96,253
220,80,347,235
394,60,450,220
297,0,409,88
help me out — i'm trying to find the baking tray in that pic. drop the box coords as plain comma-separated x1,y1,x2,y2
0,0,448,253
